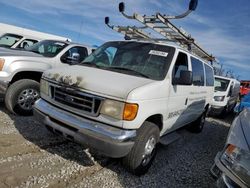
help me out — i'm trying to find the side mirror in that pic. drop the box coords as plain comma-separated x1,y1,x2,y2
173,70,193,85
189,0,198,11
228,86,233,97
64,52,80,65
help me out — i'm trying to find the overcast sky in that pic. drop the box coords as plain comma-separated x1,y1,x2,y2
0,0,249,80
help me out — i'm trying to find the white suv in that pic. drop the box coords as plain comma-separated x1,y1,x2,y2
34,40,214,175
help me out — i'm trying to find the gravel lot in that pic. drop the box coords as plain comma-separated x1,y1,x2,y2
0,102,234,188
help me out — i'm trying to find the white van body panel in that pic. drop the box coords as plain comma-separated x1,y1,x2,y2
0,23,71,50
0,23,70,41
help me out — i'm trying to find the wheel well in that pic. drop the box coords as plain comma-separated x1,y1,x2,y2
145,114,163,131
10,71,42,84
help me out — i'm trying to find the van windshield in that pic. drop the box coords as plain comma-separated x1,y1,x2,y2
0,33,22,48
214,77,230,92
82,41,175,80
26,40,68,57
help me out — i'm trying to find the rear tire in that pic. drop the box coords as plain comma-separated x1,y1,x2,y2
187,111,206,133
5,79,40,116
122,122,160,176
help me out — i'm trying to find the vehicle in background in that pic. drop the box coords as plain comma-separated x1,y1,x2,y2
0,23,71,50
211,108,250,188
210,76,240,117
240,80,250,99
0,40,95,115
234,92,250,114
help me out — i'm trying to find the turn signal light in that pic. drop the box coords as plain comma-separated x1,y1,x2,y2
123,103,138,121
0,58,5,71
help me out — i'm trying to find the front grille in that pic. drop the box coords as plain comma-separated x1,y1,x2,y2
50,85,102,116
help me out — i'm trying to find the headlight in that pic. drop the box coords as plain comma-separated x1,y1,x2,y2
100,99,138,121
40,79,49,96
0,58,5,71
214,96,225,101
221,144,250,185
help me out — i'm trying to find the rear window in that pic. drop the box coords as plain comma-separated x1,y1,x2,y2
204,64,214,86
191,57,205,86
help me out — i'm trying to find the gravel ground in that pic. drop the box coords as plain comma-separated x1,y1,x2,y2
0,102,234,188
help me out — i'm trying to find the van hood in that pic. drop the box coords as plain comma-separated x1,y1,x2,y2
43,65,155,100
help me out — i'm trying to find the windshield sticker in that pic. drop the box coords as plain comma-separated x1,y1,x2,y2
149,50,168,57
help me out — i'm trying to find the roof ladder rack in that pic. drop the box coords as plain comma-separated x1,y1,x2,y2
105,0,216,62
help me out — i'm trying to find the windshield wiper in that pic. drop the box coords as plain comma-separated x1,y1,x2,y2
80,62,101,68
28,50,40,54
107,67,150,78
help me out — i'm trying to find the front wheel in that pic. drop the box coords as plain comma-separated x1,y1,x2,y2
122,122,160,176
5,79,40,116
187,111,206,133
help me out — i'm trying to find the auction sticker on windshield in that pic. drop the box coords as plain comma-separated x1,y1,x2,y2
149,50,168,57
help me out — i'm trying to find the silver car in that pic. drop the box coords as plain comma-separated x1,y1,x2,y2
0,40,95,115
211,108,250,188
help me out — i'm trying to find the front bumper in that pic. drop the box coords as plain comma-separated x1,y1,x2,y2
0,80,9,98
210,152,248,188
209,105,225,115
33,99,136,158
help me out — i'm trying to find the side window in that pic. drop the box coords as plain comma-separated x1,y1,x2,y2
172,52,188,84
61,47,88,64
204,64,214,86
17,39,38,49
191,57,205,86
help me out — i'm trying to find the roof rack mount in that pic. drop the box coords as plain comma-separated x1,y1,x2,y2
105,0,216,62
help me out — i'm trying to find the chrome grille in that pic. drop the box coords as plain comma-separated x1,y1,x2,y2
50,85,102,116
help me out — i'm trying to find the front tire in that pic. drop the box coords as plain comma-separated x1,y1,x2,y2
188,111,206,133
5,79,40,116
122,121,160,176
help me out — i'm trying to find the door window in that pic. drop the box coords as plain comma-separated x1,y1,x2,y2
17,39,38,49
172,52,188,84
191,57,205,86
204,64,214,86
62,46,88,64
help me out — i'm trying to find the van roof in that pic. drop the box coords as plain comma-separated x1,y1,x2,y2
0,23,70,41
215,75,239,83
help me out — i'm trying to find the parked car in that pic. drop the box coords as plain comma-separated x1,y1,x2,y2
210,76,240,116
211,108,250,188
0,40,95,115
234,92,250,113
34,40,214,175
240,80,250,99
0,23,70,50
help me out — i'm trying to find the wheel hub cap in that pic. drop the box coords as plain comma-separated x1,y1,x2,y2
17,89,39,110
142,136,156,166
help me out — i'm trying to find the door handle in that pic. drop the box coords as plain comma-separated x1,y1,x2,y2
185,98,188,105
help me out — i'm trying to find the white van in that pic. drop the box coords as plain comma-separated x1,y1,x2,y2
210,75,240,116
34,0,216,175
0,23,70,50
34,40,215,174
